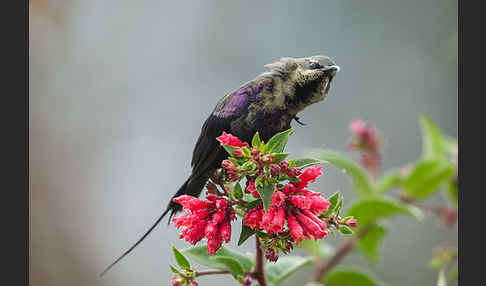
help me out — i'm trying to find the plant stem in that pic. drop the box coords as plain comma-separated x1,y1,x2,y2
315,225,371,281
196,270,231,277
253,236,268,286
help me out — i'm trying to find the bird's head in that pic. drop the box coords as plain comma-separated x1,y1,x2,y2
264,55,340,115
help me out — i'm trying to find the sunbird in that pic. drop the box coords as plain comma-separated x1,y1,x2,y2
101,55,339,275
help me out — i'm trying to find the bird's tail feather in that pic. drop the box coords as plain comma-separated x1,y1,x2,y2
100,178,192,277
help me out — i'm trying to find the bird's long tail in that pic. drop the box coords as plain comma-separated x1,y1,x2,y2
100,175,207,276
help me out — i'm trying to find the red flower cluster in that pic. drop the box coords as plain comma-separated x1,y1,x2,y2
172,195,236,254
243,166,331,244
348,118,381,152
217,131,246,147
348,119,382,175
221,159,239,182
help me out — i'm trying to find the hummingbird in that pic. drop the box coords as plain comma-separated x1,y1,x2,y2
101,55,340,276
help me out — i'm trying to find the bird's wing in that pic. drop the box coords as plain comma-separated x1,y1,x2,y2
190,79,269,175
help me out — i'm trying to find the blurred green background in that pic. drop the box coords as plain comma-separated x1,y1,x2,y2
29,0,457,285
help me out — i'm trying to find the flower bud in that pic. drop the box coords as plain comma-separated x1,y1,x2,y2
265,247,279,262
189,281,198,286
285,241,294,251
232,147,245,158
344,217,358,227
206,183,218,194
170,274,183,286
279,161,289,172
443,208,457,227
262,154,275,164
221,159,237,172
250,147,261,158
286,167,302,178
242,276,252,286
270,164,281,177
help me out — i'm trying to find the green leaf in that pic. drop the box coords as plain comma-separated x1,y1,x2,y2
445,180,458,205
338,225,354,235
181,246,254,271
172,246,191,270
420,115,445,160
309,150,374,196
274,153,290,163
346,197,423,226
252,131,262,148
264,128,294,153
323,268,381,286
169,264,180,274
334,197,344,215
443,136,458,155
403,159,454,199
221,145,236,157
326,191,341,213
257,181,276,213
238,224,255,246
266,256,313,286
293,158,327,169
357,224,387,263
232,182,243,200
210,256,244,278
376,170,402,193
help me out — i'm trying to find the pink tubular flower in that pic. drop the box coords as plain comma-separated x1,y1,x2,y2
296,165,323,189
294,208,330,240
348,118,381,152
217,131,246,147
360,152,381,172
243,204,265,229
287,213,305,244
245,181,260,197
271,190,286,207
290,190,331,215
261,206,286,235
172,195,236,254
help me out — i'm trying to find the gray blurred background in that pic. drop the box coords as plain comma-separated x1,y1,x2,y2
29,0,457,285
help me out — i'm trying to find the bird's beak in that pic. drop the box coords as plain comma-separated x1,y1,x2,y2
321,65,340,72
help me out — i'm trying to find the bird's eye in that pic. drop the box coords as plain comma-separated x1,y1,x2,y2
309,62,321,69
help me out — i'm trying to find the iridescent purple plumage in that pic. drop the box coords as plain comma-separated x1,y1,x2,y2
215,80,268,118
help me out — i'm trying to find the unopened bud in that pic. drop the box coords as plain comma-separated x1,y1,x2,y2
285,241,294,251
227,172,239,182
221,159,237,172
242,276,252,286
262,154,275,164
170,275,183,286
344,217,358,227
206,183,218,194
270,164,281,177
443,208,457,227
250,147,261,158
233,147,245,158
279,161,289,172
265,247,279,262
286,167,302,178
